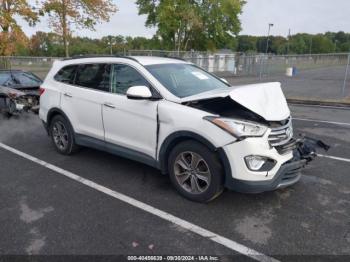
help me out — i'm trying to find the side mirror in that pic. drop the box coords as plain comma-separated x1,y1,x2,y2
220,78,229,84
126,85,152,100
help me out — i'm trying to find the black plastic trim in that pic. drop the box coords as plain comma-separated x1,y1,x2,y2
41,120,49,135
63,55,140,63
75,134,159,169
46,108,75,133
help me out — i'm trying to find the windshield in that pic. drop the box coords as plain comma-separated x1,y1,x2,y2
145,63,230,98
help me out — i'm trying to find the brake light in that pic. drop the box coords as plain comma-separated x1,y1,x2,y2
39,87,45,96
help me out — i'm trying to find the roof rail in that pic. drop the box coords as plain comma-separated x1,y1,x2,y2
63,55,140,63
161,55,188,62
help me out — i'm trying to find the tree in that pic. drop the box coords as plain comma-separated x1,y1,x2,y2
0,0,39,55
269,36,287,54
136,0,245,51
197,0,245,51
311,34,335,54
30,31,65,56
237,35,257,53
137,0,202,51
43,0,117,57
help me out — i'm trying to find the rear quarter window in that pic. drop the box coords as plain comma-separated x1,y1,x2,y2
54,65,77,84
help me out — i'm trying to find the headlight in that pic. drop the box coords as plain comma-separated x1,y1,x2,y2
204,116,267,138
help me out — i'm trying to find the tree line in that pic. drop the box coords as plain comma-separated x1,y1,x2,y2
237,32,350,54
9,30,350,57
1,0,349,57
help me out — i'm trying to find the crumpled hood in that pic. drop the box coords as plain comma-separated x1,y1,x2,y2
229,82,290,121
181,82,290,121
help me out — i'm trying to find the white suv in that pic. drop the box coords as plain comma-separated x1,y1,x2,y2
39,56,315,202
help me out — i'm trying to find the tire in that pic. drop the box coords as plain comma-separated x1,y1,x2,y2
49,115,79,155
168,140,224,203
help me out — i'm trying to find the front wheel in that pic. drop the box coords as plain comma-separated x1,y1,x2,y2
168,141,224,203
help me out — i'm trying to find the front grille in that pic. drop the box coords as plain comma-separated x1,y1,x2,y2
275,138,298,154
268,118,293,147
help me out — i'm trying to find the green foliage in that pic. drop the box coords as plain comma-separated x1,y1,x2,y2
136,0,246,51
236,32,349,55
9,30,350,57
26,32,163,56
237,35,257,53
311,34,335,53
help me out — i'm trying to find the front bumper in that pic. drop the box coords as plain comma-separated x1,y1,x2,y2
225,152,306,193
221,133,327,193
220,129,314,193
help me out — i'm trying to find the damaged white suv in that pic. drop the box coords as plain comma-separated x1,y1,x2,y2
40,56,325,202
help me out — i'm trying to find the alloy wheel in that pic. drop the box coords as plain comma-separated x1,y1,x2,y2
52,121,69,151
174,151,211,194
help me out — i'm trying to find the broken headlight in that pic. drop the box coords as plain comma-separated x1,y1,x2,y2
204,116,267,138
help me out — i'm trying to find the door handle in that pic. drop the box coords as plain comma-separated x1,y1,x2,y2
64,93,73,98
103,103,116,109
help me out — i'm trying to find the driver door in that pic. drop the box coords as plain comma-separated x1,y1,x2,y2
102,64,159,159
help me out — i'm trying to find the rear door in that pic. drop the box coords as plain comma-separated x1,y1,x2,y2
60,63,111,140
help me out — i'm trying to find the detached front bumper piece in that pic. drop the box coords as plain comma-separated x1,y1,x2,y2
224,136,330,193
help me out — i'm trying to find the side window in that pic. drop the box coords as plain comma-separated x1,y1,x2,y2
54,65,77,84
111,64,149,95
75,64,110,92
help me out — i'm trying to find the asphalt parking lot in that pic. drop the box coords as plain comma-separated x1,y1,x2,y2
0,104,349,261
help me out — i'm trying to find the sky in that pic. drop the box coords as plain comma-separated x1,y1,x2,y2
19,0,350,39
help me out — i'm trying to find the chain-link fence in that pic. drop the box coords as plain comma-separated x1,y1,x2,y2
1,52,349,101
225,53,350,100
0,56,60,79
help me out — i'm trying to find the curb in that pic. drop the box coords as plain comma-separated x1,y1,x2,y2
287,98,350,108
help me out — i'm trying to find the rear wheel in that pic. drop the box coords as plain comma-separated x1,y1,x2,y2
49,115,79,155
168,140,224,203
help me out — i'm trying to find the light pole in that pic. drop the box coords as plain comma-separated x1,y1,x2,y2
287,28,291,54
265,23,274,54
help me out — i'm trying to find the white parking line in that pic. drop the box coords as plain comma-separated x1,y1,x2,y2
0,142,278,262
293,117,350,127
318,154,350,163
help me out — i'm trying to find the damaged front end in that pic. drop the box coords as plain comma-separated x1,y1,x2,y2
258,135,330,193
0,86,39,116
184,82,330,193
